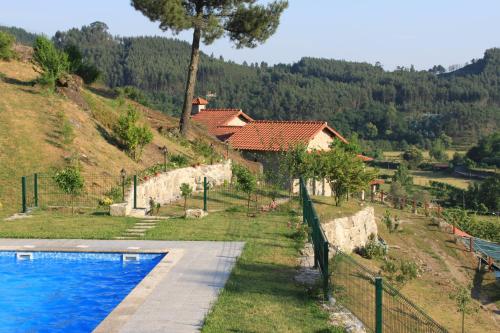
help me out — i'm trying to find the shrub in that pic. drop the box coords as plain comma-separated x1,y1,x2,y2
0,31,15,60
383,210,394,232
32,36,69,89
232,164,257,215
113,106,153,161
169,154,189,167
53,165,84,214
65,44,100,84
360,234,386,259
115,86,151,107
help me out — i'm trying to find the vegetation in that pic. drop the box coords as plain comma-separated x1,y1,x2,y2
28,22,496,145
449,285,477,333
466,132,500,167
180,183,193,217
318,142,376,206
53,165,84,214
131,0,288,136
64,44,100,84
402,147,424,169
0,31,15,60
32,36,69,89
442,208,500,242
113,106,153,161
232,164,257,214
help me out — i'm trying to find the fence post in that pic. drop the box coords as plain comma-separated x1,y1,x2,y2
203,176,208,212
323,240,329,300
375,277,383,333
34,173,38,208
313,215,319,268
133,175,138,209
21,176,27,213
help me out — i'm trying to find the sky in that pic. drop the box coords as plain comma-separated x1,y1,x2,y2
1,0,499,70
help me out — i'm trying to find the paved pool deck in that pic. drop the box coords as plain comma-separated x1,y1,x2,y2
0,239,245,333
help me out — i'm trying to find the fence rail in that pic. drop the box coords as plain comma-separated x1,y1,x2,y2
299,177,448,333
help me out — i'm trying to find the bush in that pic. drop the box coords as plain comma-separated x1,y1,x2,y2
169,154,189,167
0,31,15,60
360,234,386,259
65,44,100,84
115,86,151,107
32,36,69,89
53,165,84,214
113,106,153,161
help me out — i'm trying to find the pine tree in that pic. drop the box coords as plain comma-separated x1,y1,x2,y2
131,0,288,136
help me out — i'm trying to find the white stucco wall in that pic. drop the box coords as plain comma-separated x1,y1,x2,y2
112,161,232,216
307,129,334,151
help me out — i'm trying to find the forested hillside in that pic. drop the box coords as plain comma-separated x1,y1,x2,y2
3,22,499,146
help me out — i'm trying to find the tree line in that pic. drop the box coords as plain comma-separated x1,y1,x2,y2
2,23,499,146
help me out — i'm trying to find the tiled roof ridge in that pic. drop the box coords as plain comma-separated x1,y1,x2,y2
250,120,326,124
202,108,242,112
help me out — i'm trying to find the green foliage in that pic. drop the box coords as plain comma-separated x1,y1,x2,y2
318,142,377,206
65,44,100,84
383,210,394,232
429,139,447,161
55,111,75,146
0,31,15,60
466,132,500,167
449,285,477,333
53,165,84,214
169,154,189,167
115,86,151,107
180,182,193,216
0,25,37,45
47,21,500,143
443,208,500,242
32,36,69,89
232,164,257,214
360,234,386,259
191,138,220,163
113,106,153,161
402,147,423,169
392,163,413,191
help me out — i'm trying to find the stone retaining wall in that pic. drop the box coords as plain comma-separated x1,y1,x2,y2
322,206,377,253
111,161,232,216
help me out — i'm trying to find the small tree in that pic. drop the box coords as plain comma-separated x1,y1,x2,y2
319,142,376,206
180,183,193,217
32,36,69,89
233,165,257,215
114,106,153,161
429,139,447,161
0,31,15,60
53,166,84,214
392,163,413,192
450,285,477,333
402,146,423,169
64,44,100,84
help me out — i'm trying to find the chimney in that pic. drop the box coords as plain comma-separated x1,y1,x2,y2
192,97,209,115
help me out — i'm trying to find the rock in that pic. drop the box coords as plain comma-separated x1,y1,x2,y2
57,73,83,91
110,203,128,217
185,209,208,219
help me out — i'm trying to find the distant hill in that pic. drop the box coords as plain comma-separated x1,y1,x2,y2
3,23,500,147
0,25,38,45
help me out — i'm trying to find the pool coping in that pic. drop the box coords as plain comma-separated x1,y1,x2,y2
0,239,245,333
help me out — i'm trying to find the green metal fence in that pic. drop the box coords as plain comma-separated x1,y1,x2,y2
21,173,123,213
300,177,448,333
299,177,330,299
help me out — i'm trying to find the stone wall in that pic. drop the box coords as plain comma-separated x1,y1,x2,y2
322,206,377,253
111,161,232,216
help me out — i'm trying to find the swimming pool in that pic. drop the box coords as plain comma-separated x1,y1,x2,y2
0,251,165,333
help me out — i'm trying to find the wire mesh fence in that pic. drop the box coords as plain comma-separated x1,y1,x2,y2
159,180,293,218
331,251,448,333
22,173,123,213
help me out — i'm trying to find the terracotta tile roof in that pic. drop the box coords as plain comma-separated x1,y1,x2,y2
227,120,346,151
192,97,209,105
192,109,253,136
211,126,242,141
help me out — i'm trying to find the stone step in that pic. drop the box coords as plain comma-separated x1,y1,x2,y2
114,237,137,240
129,227,155,232
133,224,156,227
123,231,145,236
135,223,157,226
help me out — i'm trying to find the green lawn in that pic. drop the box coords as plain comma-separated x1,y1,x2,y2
147,209,343,332
0,211,136,239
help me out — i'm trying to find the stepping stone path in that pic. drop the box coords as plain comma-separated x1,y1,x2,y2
114,217,166,240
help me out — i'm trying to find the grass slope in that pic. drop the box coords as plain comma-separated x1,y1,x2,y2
0,58,257,218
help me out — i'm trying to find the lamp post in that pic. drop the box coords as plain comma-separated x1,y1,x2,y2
120,168,126,202
160,146,168,171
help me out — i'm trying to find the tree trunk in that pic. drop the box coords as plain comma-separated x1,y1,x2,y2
179,27,201,136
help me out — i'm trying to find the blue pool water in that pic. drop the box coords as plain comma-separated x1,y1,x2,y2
0,251,164,333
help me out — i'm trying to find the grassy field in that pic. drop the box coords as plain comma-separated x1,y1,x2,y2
382,150,466,162
376,167,474,189
0,211,136,239
344,203,497,333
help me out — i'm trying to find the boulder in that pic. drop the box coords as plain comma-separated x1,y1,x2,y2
185,209,208,219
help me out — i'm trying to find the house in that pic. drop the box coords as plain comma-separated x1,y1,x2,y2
191,98,253,141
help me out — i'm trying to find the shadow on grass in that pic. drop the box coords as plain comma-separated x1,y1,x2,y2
87,85,118,99
2,76,34,87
